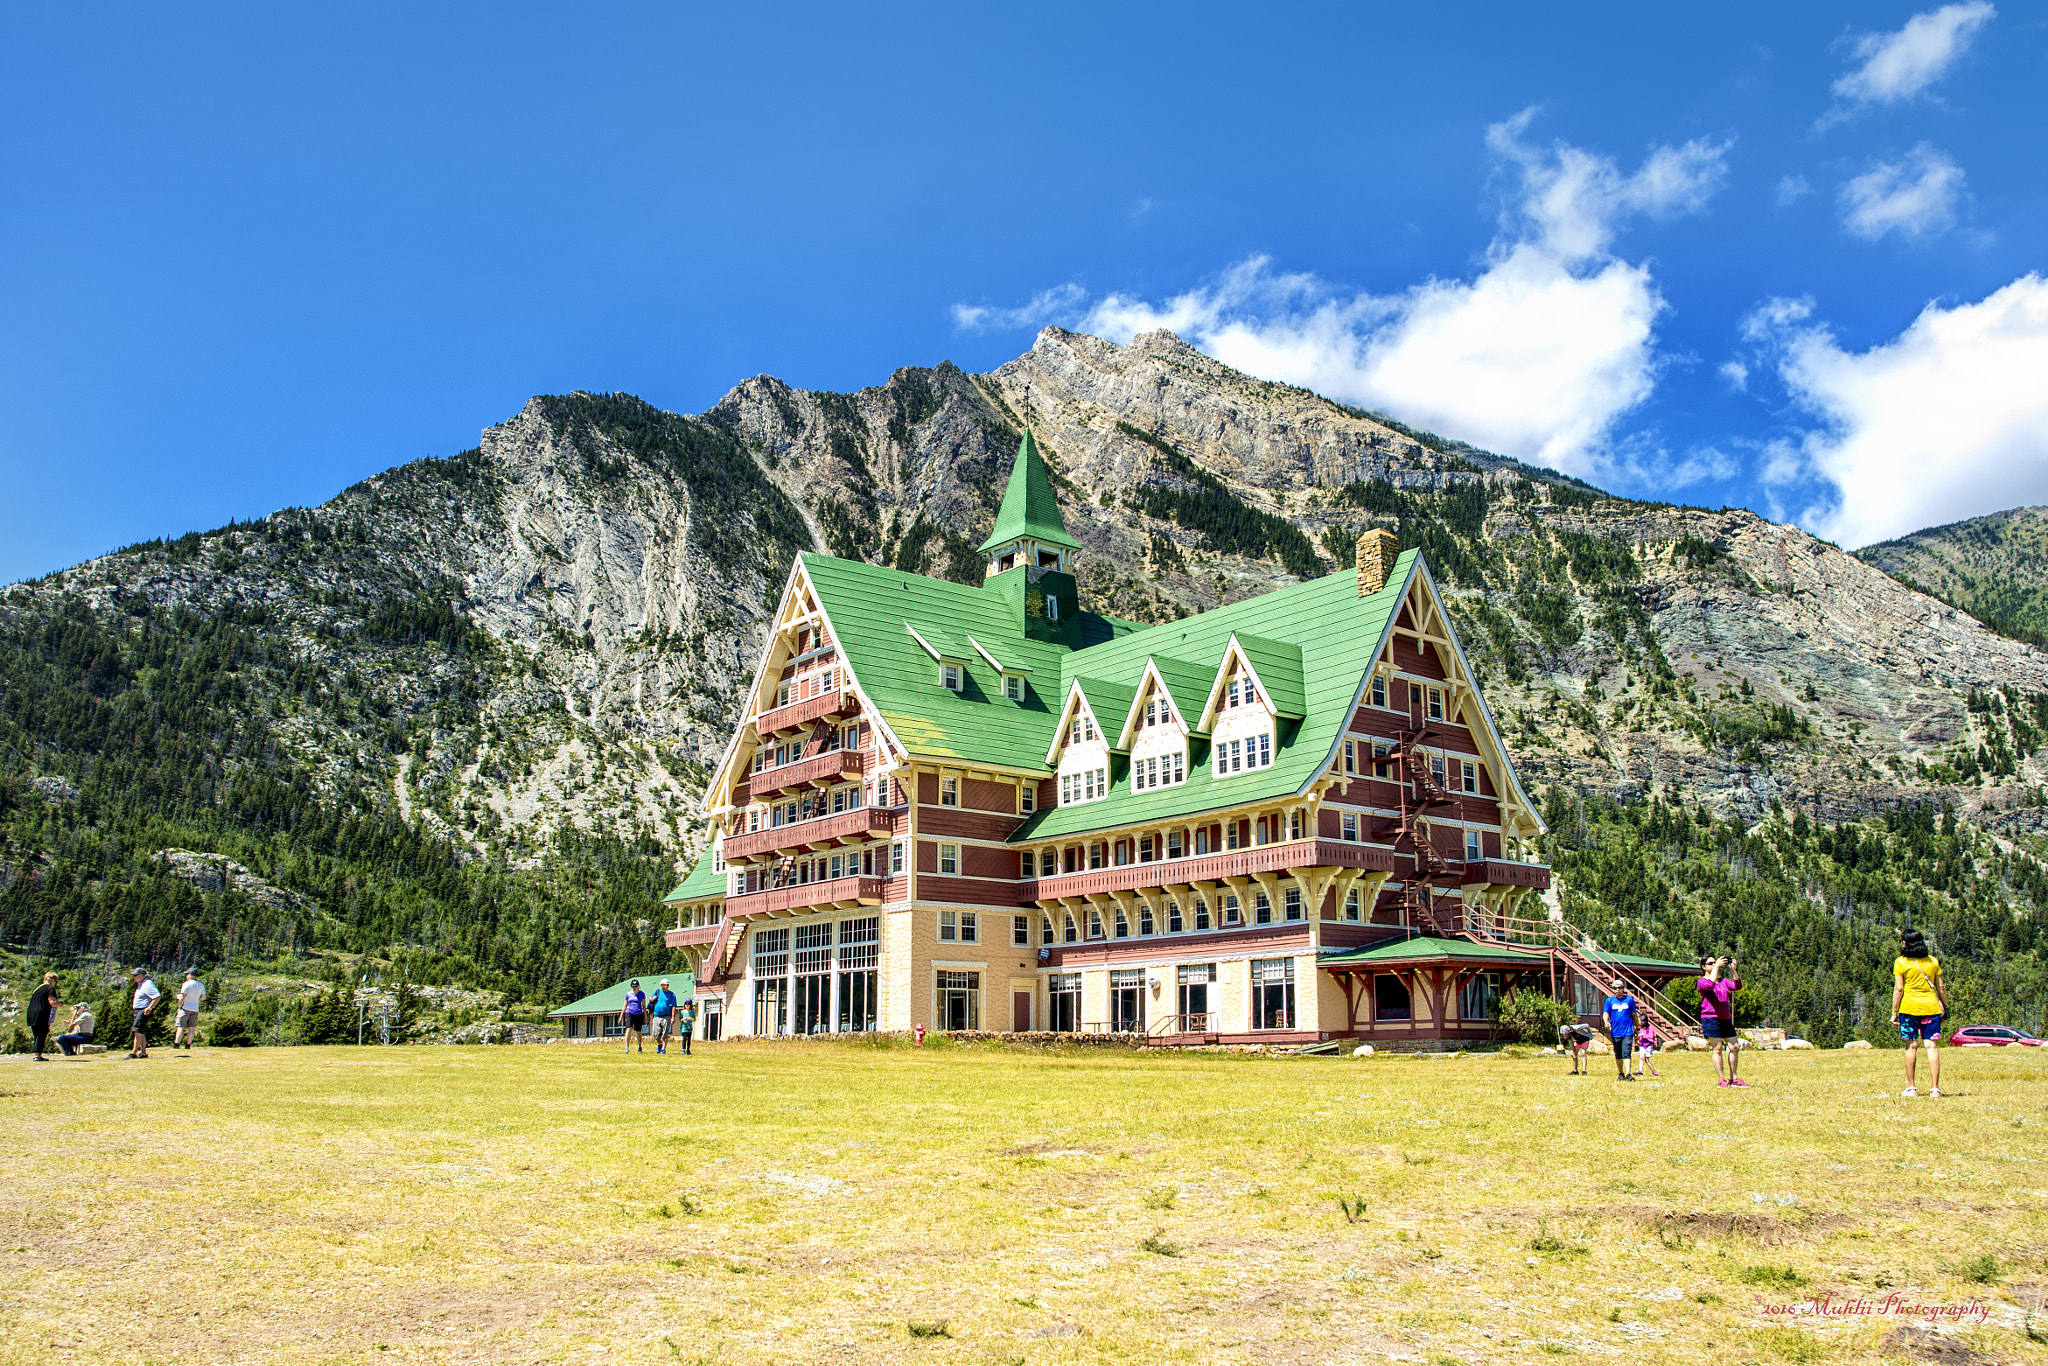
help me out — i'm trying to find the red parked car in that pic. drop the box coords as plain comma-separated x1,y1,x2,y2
1945,1025,2044,1047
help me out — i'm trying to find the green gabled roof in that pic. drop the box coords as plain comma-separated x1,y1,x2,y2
1232,631,1305,718
802,553,1140,771
662,851,726,904
1318,935,1695,974
906,621,973,662
978,429,1082,554
1071,676,1137,748
1017,550,1418,842
1319,935,1546,967
1147,655,1214,731
550,972,695,1017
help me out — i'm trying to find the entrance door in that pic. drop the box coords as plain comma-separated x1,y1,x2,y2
1012,990,1031,1032
1109,969,1146,1033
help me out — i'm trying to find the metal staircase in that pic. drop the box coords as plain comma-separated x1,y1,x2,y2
1398,727,1460,936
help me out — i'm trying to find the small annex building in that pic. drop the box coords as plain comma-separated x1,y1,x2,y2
549,973,695,1041
656,429,1696,1048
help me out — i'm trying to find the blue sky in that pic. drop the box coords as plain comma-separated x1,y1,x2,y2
4,3,2045,583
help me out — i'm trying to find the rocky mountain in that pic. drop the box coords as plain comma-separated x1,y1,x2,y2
1856,505,2048,650
11,326,2048,865
7,326,2048,1026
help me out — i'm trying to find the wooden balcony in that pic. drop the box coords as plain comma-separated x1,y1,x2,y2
1022,838,1395,903
724,807,895,859
726,875,884,919
757,688,855,736
664,922,722,948
1460,859,1550,890
752,748,868,797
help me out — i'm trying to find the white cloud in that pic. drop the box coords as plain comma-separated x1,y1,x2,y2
1749,275,2048,547
950,283,1088,334
954,112,1729,481
1776,175,1812,206
1719,359,1750,390
1832,2,1995,107
1840,144,1966,240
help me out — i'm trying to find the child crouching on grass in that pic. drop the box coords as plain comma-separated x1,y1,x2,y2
1558,1021,1594,1075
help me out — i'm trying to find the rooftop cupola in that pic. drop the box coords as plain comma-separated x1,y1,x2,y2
980,428,1081,578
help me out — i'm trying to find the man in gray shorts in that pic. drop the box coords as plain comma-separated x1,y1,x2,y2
172,969,206,1051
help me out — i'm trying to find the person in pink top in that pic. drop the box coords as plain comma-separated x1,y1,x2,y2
1634,1008,1660,1078
1697,955,1748,1087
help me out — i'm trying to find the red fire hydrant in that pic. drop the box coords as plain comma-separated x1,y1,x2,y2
914,1023,926,1047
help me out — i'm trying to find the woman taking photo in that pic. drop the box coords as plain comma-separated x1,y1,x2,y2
1893,927,1948,1098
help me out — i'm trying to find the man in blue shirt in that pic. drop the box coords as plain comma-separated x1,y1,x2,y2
1603,979,1638,1081
649,979,678,1055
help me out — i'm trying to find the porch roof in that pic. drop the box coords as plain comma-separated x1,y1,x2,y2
1318,935,1695,974
548,973,695,1018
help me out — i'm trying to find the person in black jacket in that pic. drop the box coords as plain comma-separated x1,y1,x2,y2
27,973,58,1062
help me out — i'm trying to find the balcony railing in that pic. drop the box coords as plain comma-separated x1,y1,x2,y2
751,748,869,797
1150,1012,1215,1036
664,922,722,948
725,806,896,860
756,688,855,736
1021,838,1394,903
725,875,884,919
1461,859,1550,889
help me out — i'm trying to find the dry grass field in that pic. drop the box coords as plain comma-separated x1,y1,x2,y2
1,1040,2044,1366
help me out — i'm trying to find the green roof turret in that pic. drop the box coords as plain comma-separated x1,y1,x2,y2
978,429,1082,555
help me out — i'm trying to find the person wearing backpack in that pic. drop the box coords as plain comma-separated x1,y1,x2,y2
1892,928,1948,1098
648,979,678,1055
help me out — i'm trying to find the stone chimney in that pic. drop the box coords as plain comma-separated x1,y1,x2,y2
1356,528,1400,596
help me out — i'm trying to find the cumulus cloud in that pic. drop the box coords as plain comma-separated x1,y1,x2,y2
1840,144,1966,240
1749,275,2048,547
1776,175,1813,206
954,112,1729,482
1831,2,1995,108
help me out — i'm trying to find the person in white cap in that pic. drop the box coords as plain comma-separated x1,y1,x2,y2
649,979,678,1055
172,970,206,1051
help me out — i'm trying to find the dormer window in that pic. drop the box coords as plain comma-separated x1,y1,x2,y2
1005,675,1023,702
1132,752,1186,791
1212,733,1273,777
942,663,962,692
1047,597,1060,622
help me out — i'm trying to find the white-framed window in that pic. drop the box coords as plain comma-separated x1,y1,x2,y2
1193,897,1212,930
942,663,962,692
1012,914,1031,946
941,776,959,807
1113,905,1130,938
1213,734,1272,776
1462,760,1480,794
1431,753,1447,788
1005,675,1023,701
940,910,958,942
1343,739,1356,775
1465,829,1484,862
1167,899,1183,933
1087,908,1103,938
890,841,904,874
1252,957,1295,1030
1284,886,1303,921
1371,674,1386,709
1289,810,1304,840
1344,886,1362,921
1429,687,1445,720
939,843,959,874
1222,894,1242,927
1020,784,1035,814
777,683,792,708
711,845,726,874
1047,597,1060,622
1341,811,1358,841
1255,891,1273,925
1138,902,1155,935
752,751,766,775
1167,829,1183,858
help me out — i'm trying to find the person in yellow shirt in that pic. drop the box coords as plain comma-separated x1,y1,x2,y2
1891,927,1948,1098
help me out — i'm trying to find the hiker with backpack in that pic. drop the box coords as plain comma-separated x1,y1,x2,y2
1893,928,1948,1098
